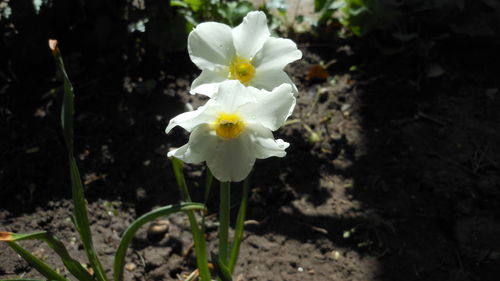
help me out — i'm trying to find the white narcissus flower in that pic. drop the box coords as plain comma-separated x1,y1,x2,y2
188,11,302,97
166,80,295,182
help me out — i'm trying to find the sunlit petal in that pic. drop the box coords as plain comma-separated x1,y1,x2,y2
190,68,229,97
239,84,295,131
188,22,235,70
165,102,217,133
207,135,255,182
232,11,270,59
253,37,302,72
167,125,219,163
245,123,289,158
212,80,256,112
251,69,298,95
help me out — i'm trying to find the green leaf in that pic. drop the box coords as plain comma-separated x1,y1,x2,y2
184,0,204,12
314,0,327,12
5,242,67,281
113,203,205,281
170,0,189,8
330,0,345,9
228,176,250,273
217,1,253,26
50,40,108,281
1,231,95,281
68,157,107,281
316,0,337,25
171,157,192,201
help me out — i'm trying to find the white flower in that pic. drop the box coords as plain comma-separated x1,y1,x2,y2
188,11,302,97
166,80,295,182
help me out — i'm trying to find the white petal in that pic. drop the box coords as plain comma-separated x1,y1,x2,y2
232,11,270,59
190,68,229,97
167,125,219,163
207,135,255,182
245,123,289,159
253,37,302,72
165,102,217,133
251,69,298,96
212,80,256,113
239,84,295,131
188,22,235,70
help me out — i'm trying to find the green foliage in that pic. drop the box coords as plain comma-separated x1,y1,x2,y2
315,0,398,36
170,0,254,29
339,0,397,36
171,158,211,281
2,231,94,281
4,242,67,281
53,42,109,281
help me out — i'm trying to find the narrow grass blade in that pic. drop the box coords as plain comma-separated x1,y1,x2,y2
49,39,108,281
1,231,95,281
5,242,67,281
171,157,192,201
218,182,230,266
113,203,205,281
49,39,74,155
170,158,211,281
211,252,232,281
69,156,107,281
228,176,250,273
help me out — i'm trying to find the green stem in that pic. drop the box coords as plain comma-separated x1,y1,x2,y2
228,177,250,273
171,158,211,281
218,181,230,266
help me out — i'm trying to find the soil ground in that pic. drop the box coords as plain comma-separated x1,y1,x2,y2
1,15,500,281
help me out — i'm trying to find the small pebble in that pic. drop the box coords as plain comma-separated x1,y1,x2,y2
147,219,170,238
332,250,341,260
298,267,304,272
125,262,137,271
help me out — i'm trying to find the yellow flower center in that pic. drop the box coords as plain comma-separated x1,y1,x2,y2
213,112,245,139
228,57,255,84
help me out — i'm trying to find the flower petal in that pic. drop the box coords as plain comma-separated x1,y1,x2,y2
165,102,217,133
253,37,302,72
207,135,255,182
190,68,229,97
232,11,270,59
239,84,295,131
212,80,256,113
188,22,235,70
246,123,289,159
168,125,219,163
251,69,298,96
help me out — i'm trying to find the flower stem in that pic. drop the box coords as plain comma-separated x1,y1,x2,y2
228,176,250,273
171,158,211,281
218,181,231,266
